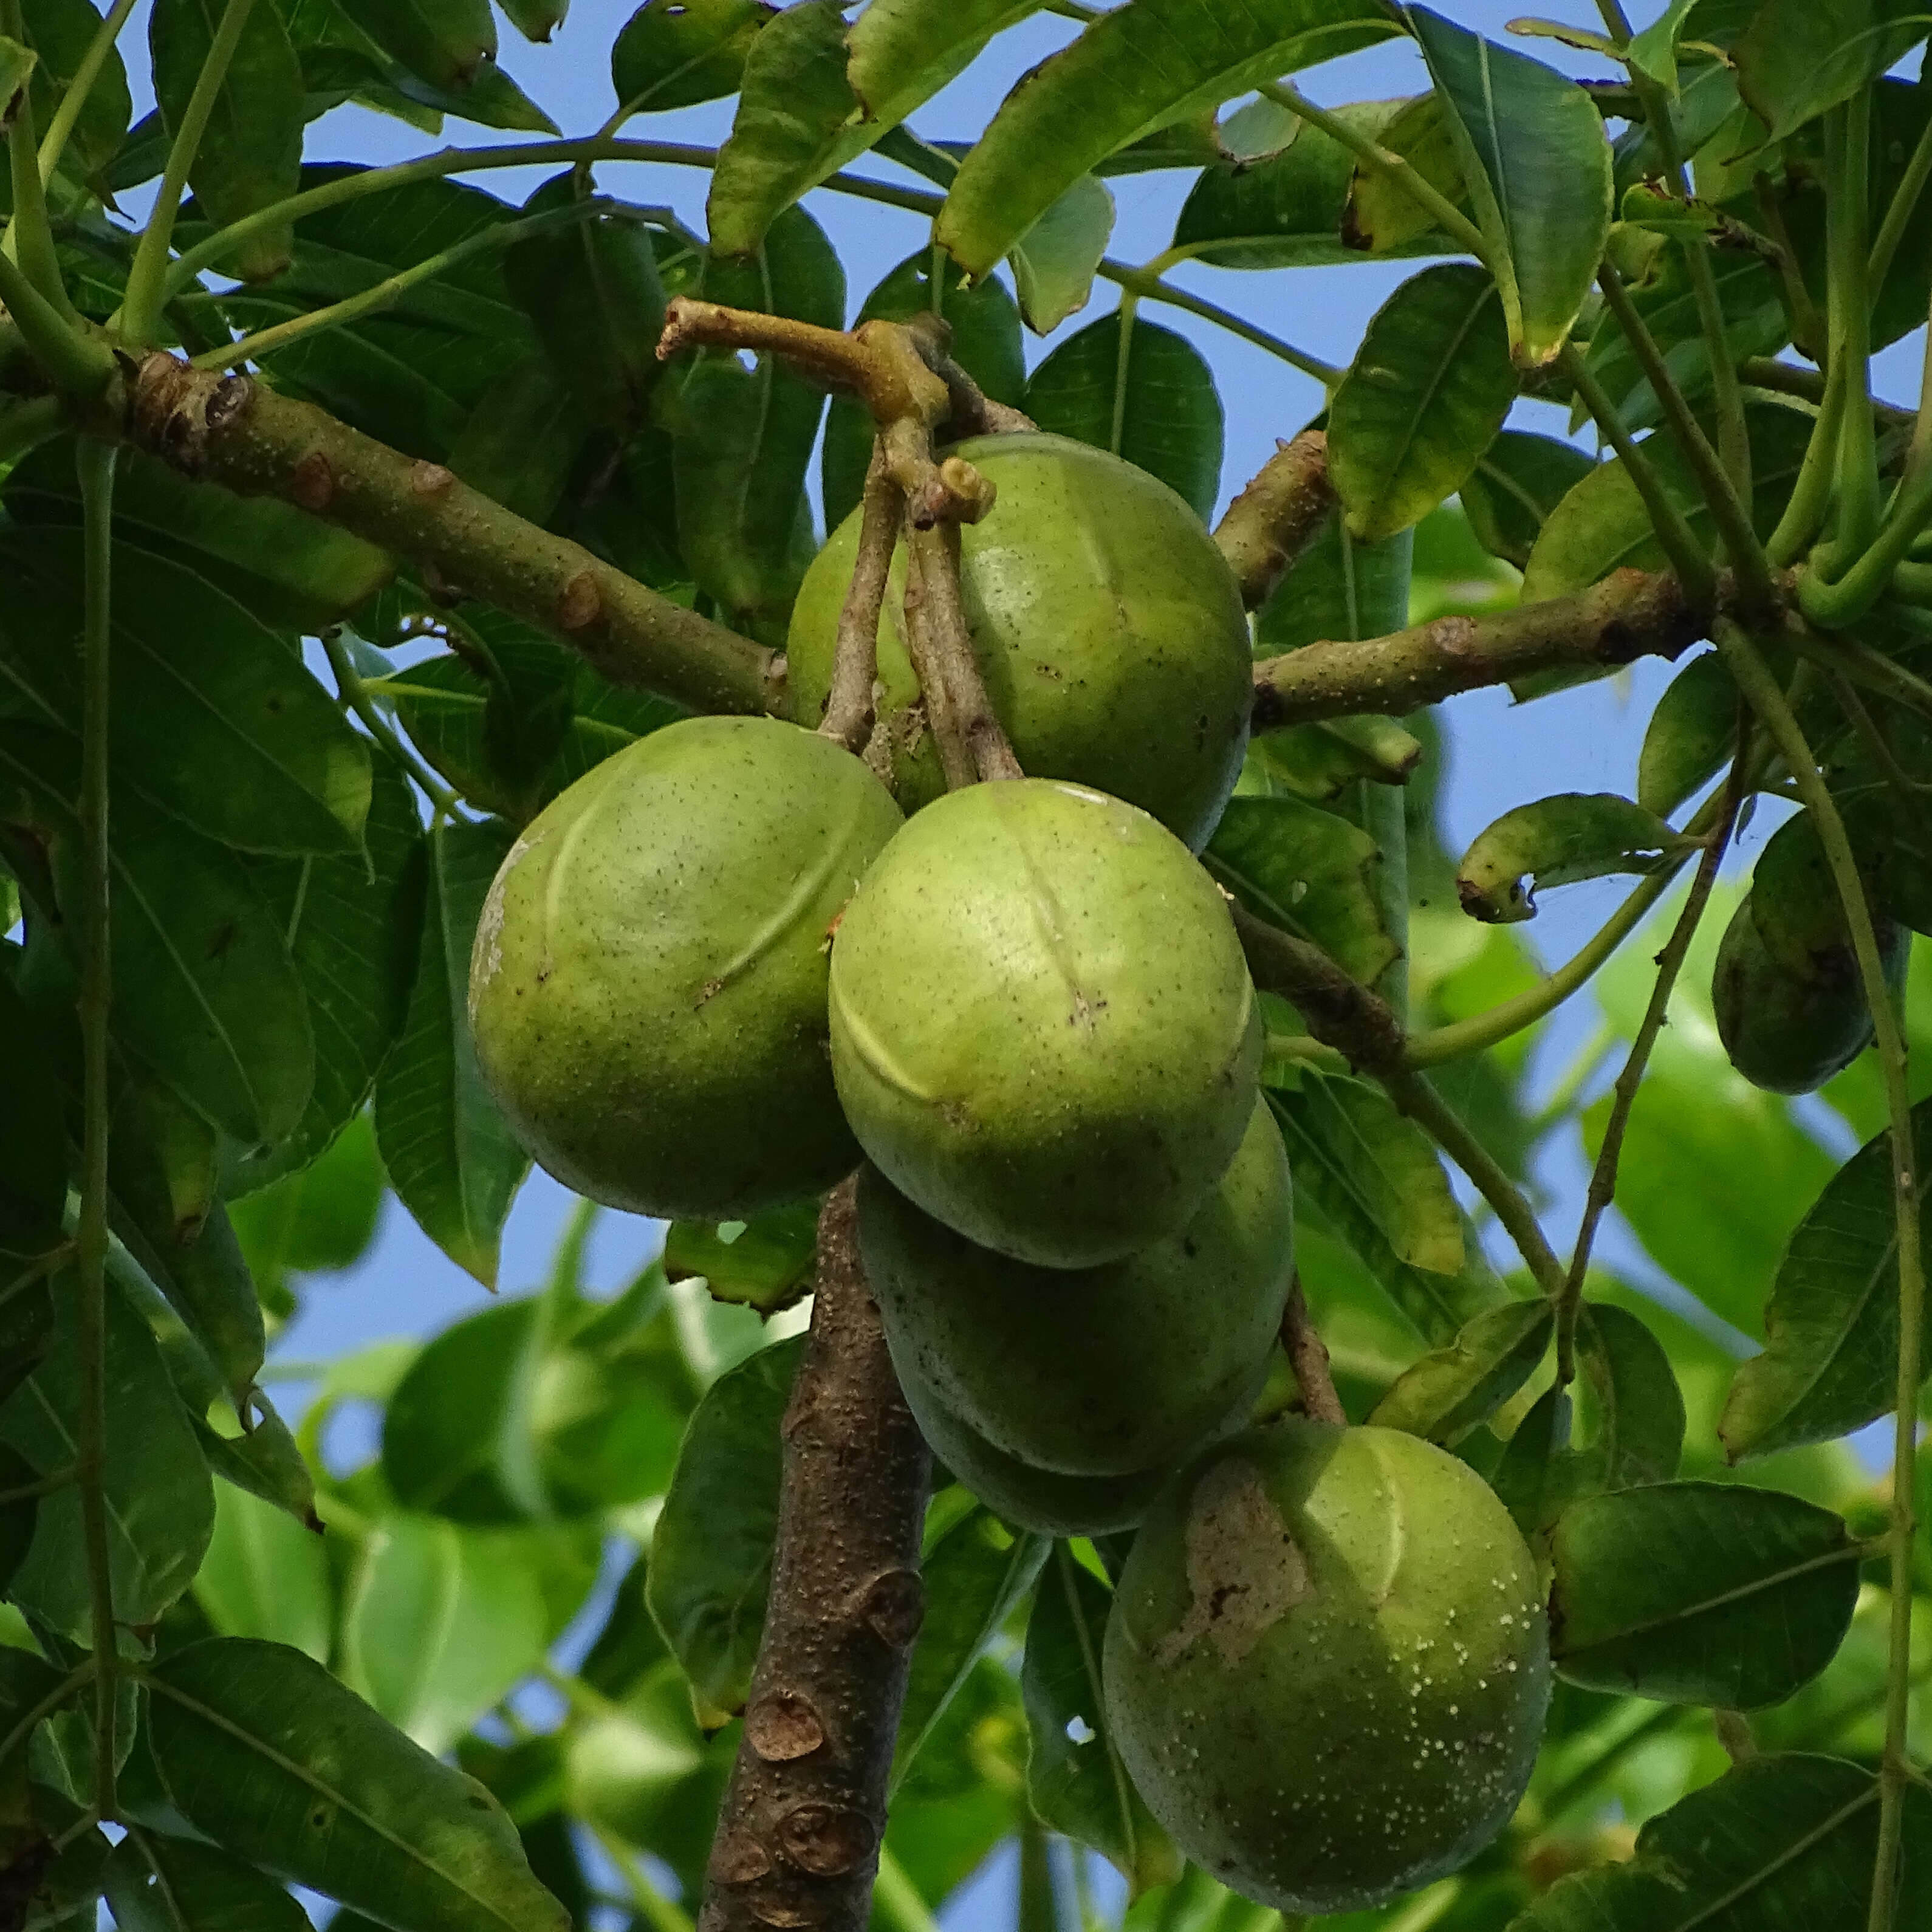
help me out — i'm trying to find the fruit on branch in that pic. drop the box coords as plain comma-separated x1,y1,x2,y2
1104,1420,1551,1916
859,1097,1293,1476
468,716,901,1219
1711,891,1909,1095
891,1343,1184,1538
827,778,1261,1269
787,433,1253,851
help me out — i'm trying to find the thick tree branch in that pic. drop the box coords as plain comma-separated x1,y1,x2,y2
1250,568,1714,728
1230,900,1406,1075
100,353,781,716
701,1180,933,1932
1214,430,1333,611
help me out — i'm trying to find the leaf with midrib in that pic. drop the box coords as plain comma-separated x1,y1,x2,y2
146,1637,569,1932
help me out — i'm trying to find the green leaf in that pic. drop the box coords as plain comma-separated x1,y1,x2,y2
645,1335,804,1717
1639,650,1738,818
104,1831,310,1932
1009,174,1115,334
821,247,1025,527
1457,429,1595,570
1626,0,1701,91
1244,713,1424,805
1270,1070,1464,1273
147,1637,569,1932
197,1396,318,1529
340,1514,550,1755
1023,314,1222,522
1329,263,1518,543
499,0,567,41
2,443,394,636
230,1112,386,1301
0,1442,37,1595
21,0,132,183
1721,1098,1932,1461
1023,1544,1179,1898
0,532,372,858
663,1200,820,1315
1344,92,1468,255
1509,1754,1932,1930
333,0,495,91
151,0,304,281
1568,1300,1686,1493
1205,795,1402,990
1369,1300,1553,1444
936,0,1394,279
373,817,528,1287
1735,0,1931,143
611,0,770,115
1409,7,1613,365
0,1278,214,1640
664,207,844,640
191,1480,332,1662
0,965,68,1262
893,1507,1048,1793
1550,1482,1862,1707
1457,793,1689,923
846,1,1043,132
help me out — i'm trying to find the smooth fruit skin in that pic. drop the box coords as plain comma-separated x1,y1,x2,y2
1713,894,1909,1095
1105,1422,1551,1916
786,433,1252,851
828,779,1261,1269
468,716,902,1220
860,1097,1292,1476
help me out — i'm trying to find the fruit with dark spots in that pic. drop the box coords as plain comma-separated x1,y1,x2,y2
827,778,1261,1269
786,433,1253,851
468,716,901,1219
859,1097,1292,1476
1105,1420,1550,1916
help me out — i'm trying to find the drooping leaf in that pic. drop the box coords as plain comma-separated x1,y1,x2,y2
146,1637,570,1932
645,1335,804,1717
610,0,771,115
499,0,567,41
663,207,844,639
1408,8,1613,366
1206,796,1402,991
1734,0,1931,143
846,1,1044,135
1023,313,1222,522
1549,1482,1862,1707
1457,793,1690,923
1509,1754,1932,1930
663,1200,820,1315
1567,1300,1687,1493
1721,1098,1932,1461
1344,92,1469,253
937,0,1394,278
230,1111,385,1305
1023,1544,1179,1898
339,1515,551,1755
0,531,372,858
893,1507,1048,1792
1639,650,1739,819
1008,174,1115,334
103,1831,311,1932
0,1279,214,1640
373,817,527,1287
191,1480,332,1662
1329,262,1518,543
1457,428,1595,570
332,0,495,92
1369,1300,1552,1444
150,0,304,281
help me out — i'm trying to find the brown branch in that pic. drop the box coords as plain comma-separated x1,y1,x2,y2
104,354,780,717
1250,567,1716,729
1228,898,1406,1075
1214,430,1334,611
700,1180,933,1932
817,450,899,755
907,519,1023,785
1279,1273,1346,1425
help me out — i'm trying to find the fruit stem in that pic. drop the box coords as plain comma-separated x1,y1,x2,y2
818,450,900,755
1280,1275,1346,1425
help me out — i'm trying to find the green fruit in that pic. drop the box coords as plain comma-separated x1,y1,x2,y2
860,1097,1292,1476
787,433,1252,850
828,779,1261,1269
1105,1421,1550,1916
892,1346,1186,1539
1712,892,1908,1095
469,716,902,1220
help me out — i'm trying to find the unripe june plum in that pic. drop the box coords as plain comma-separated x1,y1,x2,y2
787,433,1252,850
860,1098,1292,1476
827,778,1261,1269
1105,1421,1550,1916
469,716,901,1220
1712,892,1908,1095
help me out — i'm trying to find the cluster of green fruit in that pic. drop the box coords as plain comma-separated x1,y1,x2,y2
467,434,1548,1914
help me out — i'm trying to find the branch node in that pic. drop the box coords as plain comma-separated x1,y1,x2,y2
746,1693,826,1764
288,451,335,514
558,570,603,634
411,460,455,497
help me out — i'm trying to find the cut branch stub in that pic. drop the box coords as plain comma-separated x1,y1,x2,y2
697,1179,933,1932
